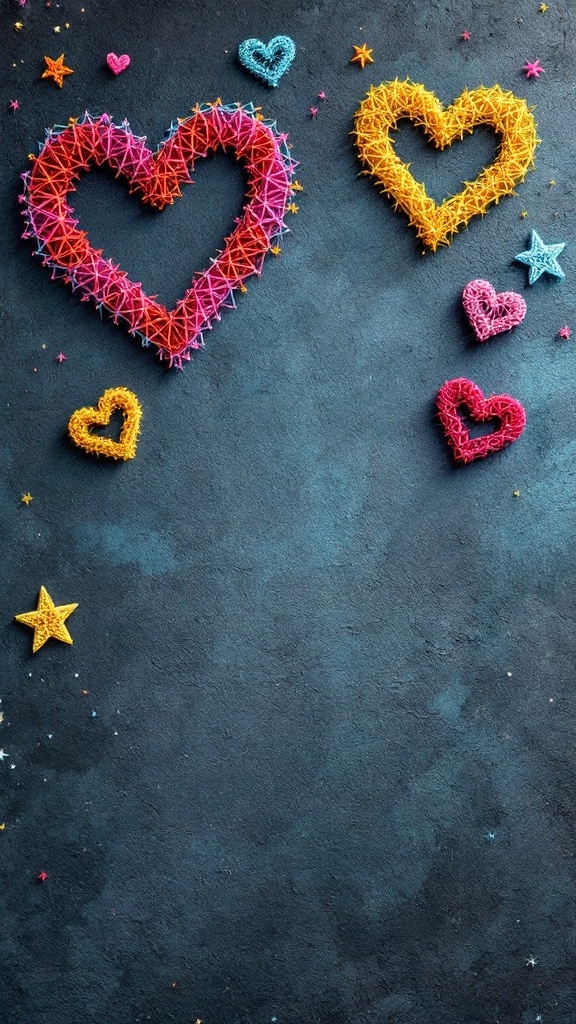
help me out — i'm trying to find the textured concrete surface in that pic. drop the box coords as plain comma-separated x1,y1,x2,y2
1,0,575,1021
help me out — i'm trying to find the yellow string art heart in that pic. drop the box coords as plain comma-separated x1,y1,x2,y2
67,387,142,461
353,80,539,251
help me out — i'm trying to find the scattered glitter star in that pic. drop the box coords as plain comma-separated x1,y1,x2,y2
9,99,19,112
515,229,566,284
287,202,299,213
461,30,471,40
485,830,497,841
41,53,74,87
539,2,548,10
513,489,521,497
37,871,48,883
14,20,23,30
17,0,27,5
270,245,282,256
21,492,33,505
526,955,538,967
53,25,61,32
318,91,326,100
521,210,528,218
523,59,544,78
15,586,78,653
558,326,571,339
291,180,304,191
309,106,318,118
0,750,8,762
55,352,67,363
549,178,556,186
0,824,5,831
350,44,373,68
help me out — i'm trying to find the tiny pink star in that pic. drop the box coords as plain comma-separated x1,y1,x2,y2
17,0,27,5
309,106,318,118
55,352,67,362
9,99,19,112
461,30,471,41
523,59,544,78
317,91,326,100
558,326,571,340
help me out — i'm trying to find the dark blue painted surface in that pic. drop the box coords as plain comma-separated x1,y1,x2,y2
1,0,575,1021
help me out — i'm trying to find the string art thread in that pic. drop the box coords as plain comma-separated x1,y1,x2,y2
238,36,296,87
436,377,526,463
354,80,539,250
462,279,527,342
21,104,297,367
68,386,142,460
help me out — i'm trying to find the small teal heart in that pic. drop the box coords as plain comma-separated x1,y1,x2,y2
238,35,296,87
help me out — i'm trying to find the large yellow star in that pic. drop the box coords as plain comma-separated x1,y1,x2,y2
41,53,74,88
15,586,78,653
351,44,374,69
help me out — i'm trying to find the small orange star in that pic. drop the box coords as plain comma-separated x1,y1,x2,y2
351,44,373,69
270,245,282,256
15,586,78,653
254,111,265,121
21,493,33,505
41,53,74,87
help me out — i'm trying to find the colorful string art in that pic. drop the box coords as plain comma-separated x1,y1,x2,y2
436,377,526,464
67,387,142,460
353,80,539,250
238,36,296,87
462,279,527,342
21,105,297,367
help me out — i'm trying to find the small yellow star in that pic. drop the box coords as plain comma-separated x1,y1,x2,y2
239,283,248,294
286,202,299,214
15,586,78,654
0,824,5,832
539,2,548,10
351,44,373,69
21,493,33,505
254,111,265,121
14,20,23,30
513,489,521,497
520,210,528,218
549,178,556,186
291,180,304,192
211,97,222,107
68,116,78,125
41,53,74,88
53,25,61,32
270,245,282,256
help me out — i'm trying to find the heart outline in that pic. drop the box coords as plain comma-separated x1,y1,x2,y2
354,80,539,250
436,377,526,464
238,35,296,87
462,278,527,342
67,386,143,460
21,105,296,367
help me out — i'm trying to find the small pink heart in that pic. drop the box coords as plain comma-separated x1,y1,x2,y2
106,52,131,75
462,278,527,342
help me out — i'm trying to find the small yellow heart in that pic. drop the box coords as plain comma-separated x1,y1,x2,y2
67,387,142,460
354,80,539,251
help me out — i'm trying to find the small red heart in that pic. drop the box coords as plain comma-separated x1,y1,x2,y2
106,52,131,75
462,278,527,342
436,377,526,463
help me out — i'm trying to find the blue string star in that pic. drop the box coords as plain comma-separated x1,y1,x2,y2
515,229,566,284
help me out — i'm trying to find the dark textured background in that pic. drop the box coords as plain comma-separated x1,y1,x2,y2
1,0,575,1021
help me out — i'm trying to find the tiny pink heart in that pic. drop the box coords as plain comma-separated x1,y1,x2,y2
462,278,527,342
106,52,131,75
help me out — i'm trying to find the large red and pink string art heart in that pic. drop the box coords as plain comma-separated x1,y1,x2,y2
20,104,297,367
